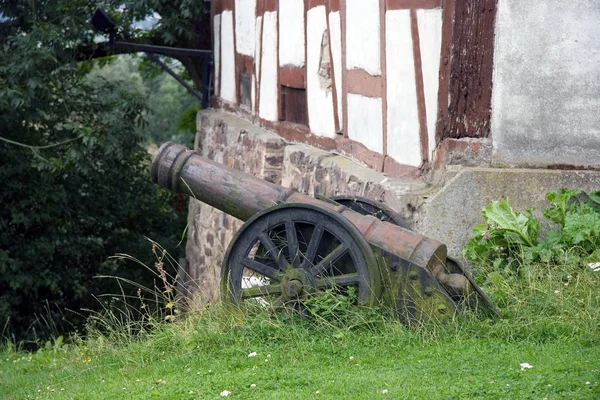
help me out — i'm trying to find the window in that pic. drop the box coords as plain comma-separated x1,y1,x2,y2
280,85,308,125
239,72,251,108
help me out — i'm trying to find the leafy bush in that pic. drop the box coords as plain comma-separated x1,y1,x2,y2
462,198,539,270
0,3,187,344
0,79,187,343
463,188,600,270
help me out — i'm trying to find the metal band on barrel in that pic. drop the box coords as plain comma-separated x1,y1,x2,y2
150,141,177,184
168,148,196,192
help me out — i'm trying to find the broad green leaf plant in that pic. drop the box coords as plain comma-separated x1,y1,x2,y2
463,188,600,270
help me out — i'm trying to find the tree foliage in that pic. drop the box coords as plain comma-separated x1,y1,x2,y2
88,55,198,147
0,1,194,342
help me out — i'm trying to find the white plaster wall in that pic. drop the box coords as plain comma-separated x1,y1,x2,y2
307,6,336,138
220,10,236,103
386,10,421,167
254,16,263,114
417,9,443,160
346,0,381,75
213,14,221,97
347,94,383,153
259,11,278,121
492,0,600,166
234,0,256,56
329,11,343,129
279,0,305,67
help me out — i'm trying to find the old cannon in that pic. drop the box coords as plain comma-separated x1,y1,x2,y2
151,142,496,324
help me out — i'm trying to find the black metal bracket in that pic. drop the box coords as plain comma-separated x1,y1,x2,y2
92,9,213,109
112,42,213,109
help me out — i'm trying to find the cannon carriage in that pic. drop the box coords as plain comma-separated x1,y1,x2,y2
151,142,496,324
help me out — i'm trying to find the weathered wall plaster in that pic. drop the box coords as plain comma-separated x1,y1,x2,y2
328,11,343,129
220,10,236,103
491,0,600,167
385,9,420,167
347,94,383,153
346,0,381,75
417,9,443,160
234,0,256,57
307,6,336,138
279,0,305,67
215,1,449,170
213,14,221,97
259,11,278,121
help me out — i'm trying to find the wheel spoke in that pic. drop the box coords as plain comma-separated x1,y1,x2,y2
241,284,283,299
285,221,300,266
241,258,280,280
258,232,289,270
314,273,361,288
300,224,324,269
309,244,347,277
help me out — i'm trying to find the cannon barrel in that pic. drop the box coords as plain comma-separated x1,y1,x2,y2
151,142,447,272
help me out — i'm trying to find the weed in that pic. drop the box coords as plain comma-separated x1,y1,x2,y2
83,239,194,346
464,188,600,270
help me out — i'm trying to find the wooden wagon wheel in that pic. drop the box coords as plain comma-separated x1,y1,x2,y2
329,195,409,228
221,203,381,307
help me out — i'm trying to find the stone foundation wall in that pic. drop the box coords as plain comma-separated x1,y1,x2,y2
281,144,431,229
184,110,285,303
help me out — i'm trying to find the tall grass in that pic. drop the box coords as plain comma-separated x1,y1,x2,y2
76,256,598,363
460,258,600,343
2,243,598,354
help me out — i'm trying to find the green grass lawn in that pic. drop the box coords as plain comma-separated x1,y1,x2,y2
1,322,599,399
2,261,599,399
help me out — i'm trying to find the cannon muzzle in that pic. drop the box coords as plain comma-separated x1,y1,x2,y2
151,142,293,221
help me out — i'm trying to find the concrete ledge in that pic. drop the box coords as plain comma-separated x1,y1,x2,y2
420,167,600,259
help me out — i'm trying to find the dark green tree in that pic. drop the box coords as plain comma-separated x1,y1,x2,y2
88,55,198,147
0,0,201,343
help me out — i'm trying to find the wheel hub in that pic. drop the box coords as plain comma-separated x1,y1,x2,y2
282,279,304,299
